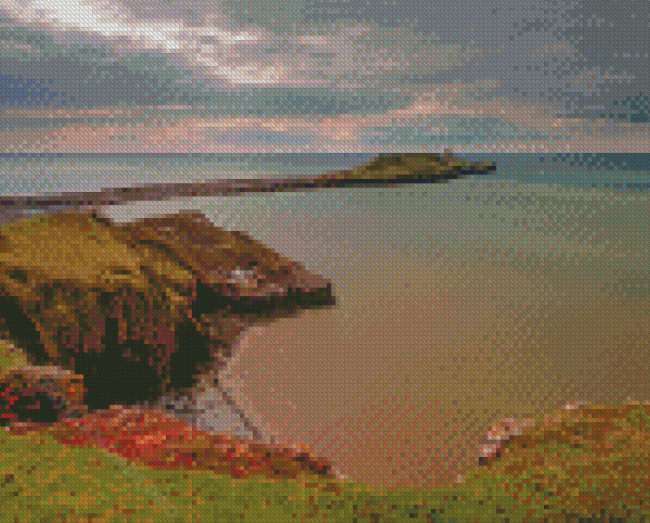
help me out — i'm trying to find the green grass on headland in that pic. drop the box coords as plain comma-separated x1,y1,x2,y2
0,429,525,523
1,340,649,522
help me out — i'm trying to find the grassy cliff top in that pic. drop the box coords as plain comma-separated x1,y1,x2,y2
1,341,649,522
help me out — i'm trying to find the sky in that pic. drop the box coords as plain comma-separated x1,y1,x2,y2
0,0,648,155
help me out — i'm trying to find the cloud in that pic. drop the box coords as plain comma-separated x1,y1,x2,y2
0,0,648,153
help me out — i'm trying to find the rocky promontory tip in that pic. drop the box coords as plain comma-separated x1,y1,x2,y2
317,150,497,185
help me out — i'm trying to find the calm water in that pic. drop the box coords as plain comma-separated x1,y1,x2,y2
1,152,649,195
3,152,650,297
3,152,649,488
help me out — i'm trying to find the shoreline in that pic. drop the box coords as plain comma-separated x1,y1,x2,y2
140,332,283,446
3,336,650,493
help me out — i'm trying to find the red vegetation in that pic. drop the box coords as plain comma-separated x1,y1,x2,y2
5,405,344,484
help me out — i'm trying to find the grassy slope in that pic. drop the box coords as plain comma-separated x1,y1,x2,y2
2,340,649,523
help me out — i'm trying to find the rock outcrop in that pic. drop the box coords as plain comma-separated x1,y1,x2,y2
0,210,334,416
0,366,88,426
477,401,592,465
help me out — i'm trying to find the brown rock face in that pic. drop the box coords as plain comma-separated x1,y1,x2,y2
0,210,334,420
120,211,334,304
117,211,335,398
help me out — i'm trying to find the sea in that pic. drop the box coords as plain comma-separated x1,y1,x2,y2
2,151,648,300
2,152,649,488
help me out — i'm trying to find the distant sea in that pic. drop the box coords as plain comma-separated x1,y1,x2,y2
2,152,649,489
1,152,649,196
2,152,648,302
